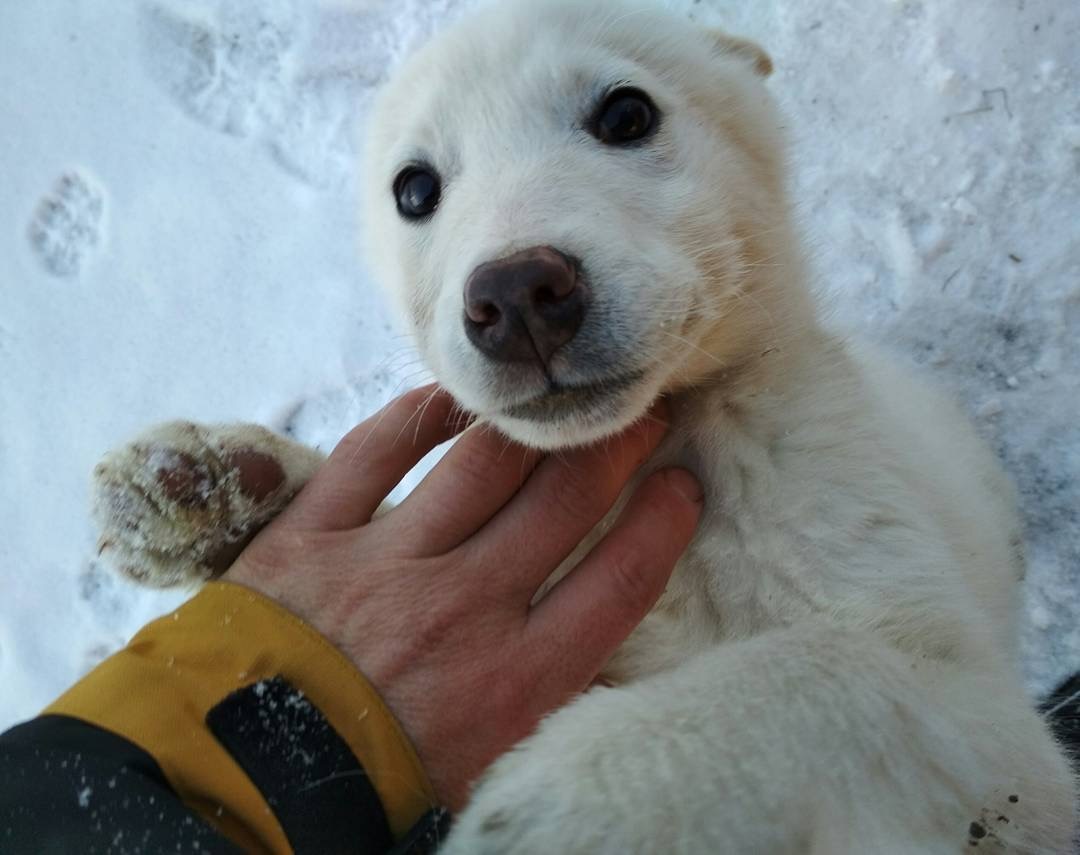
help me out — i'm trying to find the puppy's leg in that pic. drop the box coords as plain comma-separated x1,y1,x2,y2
93,422,324,587
446,624,1076,855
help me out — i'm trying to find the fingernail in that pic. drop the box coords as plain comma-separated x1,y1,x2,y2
663,468,704,505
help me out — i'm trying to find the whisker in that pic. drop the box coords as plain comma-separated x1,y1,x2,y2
657,329,725,368
410,386,442,446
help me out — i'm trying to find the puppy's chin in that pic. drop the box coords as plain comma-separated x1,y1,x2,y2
484,374,665,451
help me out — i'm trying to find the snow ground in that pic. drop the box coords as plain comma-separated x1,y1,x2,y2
0,0,1077,731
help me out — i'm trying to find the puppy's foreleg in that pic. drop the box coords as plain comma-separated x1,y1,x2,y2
447,624,1076,854
93,422,325,587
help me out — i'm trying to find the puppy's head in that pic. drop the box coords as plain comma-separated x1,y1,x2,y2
365,0,797,449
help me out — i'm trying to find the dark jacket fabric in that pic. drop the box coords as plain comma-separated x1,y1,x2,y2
0,582,448,854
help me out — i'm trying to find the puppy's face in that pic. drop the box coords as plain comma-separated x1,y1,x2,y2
365,0,784,448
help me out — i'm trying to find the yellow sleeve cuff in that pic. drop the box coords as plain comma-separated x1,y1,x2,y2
45,581,436,852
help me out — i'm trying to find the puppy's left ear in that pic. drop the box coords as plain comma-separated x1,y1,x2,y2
707,30,773,78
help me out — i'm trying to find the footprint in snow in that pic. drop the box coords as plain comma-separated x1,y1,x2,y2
27,171,105,278
78,560,132,625
136,0,447,186
137,0,299,139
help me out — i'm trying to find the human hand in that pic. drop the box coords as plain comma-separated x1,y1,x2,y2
224,386,702,810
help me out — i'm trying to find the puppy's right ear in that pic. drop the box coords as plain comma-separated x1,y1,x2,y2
706,30,773,78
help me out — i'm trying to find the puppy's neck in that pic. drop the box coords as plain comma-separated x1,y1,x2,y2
674,320,842,420
663,211,857,460
672,212,828,399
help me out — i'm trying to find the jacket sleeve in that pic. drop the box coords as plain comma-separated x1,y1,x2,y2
0,581,446,854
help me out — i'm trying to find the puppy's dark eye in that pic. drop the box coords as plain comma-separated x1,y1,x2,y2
394,166,441,220
591,87,658,145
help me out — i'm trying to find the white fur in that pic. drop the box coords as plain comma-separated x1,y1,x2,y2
93,0,1076,850
361,1,1077,851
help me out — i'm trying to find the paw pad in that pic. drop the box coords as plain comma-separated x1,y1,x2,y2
92,422,322,588
150,448,215,507
225,450,286,501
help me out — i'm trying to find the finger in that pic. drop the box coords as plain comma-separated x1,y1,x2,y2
523,468,703,705
387,424,543,555
283,385,467,531
466,403,671,592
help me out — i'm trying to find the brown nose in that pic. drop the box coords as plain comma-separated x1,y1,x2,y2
463,246,586,365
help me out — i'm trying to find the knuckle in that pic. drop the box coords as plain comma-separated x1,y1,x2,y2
551,469,599,521
413,610,455,654
412,572,474,645
333,422,375,461
238,527,313,574
454,436,505,488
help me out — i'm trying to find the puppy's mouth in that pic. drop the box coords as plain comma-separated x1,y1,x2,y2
502,372,645,423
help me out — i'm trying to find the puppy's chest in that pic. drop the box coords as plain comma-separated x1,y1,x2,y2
603,515,825,684
600,432,879,683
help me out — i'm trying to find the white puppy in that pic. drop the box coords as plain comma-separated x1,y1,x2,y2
95,0,1076,851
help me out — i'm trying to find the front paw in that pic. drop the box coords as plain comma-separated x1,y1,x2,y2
442,746,589,855
93,421,322,587
442,697,677,855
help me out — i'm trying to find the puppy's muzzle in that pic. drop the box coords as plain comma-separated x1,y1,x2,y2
463,246,587,367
